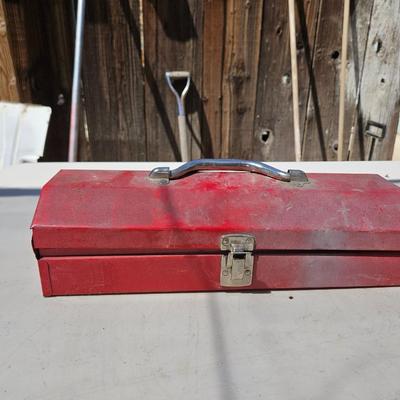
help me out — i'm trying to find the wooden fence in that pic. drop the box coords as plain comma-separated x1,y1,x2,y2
2,0,400,161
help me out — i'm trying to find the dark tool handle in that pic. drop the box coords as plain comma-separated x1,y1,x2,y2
149,159,307,183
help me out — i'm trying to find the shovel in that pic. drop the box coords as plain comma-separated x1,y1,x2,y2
165,71,191,162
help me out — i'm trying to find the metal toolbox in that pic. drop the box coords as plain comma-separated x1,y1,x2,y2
31,160,400,296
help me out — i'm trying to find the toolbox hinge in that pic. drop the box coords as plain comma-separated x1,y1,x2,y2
220,234,255,287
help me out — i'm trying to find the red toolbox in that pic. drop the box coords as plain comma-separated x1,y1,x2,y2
31,160,400,296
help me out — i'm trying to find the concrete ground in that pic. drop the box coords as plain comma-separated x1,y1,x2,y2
1,162,400,400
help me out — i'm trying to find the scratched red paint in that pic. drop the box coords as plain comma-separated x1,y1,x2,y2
31,169,400,296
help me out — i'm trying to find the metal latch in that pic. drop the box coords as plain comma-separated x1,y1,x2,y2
220,234,255,287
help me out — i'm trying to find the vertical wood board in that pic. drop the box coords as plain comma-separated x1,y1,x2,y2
0,0,19,101
344,0,375,160
356,0,400,160
302,0,345,160
82,0,146,161
143,0,203,161
221,0,263,159
202,0,225,158
253,0,321,161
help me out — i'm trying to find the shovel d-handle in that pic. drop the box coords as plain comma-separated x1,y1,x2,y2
165,71,191,162
149,159,308,183
165,71,191,115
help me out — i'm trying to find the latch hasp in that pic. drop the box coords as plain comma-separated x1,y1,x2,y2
220,234,255,287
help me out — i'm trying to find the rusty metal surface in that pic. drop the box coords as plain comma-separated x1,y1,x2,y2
37,252,400,296
32,170,400,254
30,166,400,295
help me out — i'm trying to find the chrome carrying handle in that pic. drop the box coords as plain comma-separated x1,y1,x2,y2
149,159,308,183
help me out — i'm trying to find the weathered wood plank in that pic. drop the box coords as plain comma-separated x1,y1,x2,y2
343,0,375,160
186,1,203,160
352,0,400,160
4,0,399,162
3,1,41,103
0,0,19,101
143,0,203,161
253,0,321,161
221,0,263,159
143,0,181,161
82,0,146,161
302,0,345,160
202,0,225,158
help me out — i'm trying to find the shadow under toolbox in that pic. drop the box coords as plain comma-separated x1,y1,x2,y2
31,160,400,296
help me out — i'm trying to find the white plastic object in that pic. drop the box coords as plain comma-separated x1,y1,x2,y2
0,102,52,168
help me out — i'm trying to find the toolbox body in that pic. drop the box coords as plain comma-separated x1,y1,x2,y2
31,161,400,296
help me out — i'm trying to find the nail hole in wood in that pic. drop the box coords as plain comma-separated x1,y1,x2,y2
260,130,272,143
330,50,340,60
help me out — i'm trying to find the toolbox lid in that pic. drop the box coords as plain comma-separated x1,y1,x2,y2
32,169,400,256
